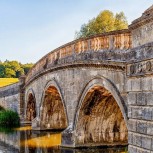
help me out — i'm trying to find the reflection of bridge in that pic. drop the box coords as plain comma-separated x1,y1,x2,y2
0,5,153,153
0,127,126,153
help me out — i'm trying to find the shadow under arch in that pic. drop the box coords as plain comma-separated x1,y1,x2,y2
73,77,128,146
39,79,68,130
26,89,37,121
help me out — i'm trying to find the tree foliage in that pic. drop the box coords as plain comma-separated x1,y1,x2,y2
75,10,128,39
0,60,34,78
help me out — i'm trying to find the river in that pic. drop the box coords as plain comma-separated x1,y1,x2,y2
0,126,128,153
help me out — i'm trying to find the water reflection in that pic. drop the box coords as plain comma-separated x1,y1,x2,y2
0,126,127,153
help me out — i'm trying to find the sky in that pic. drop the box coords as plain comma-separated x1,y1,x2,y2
0,0,153,64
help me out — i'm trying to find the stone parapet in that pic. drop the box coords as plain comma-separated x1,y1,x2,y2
25,30,131,83
0,82,20,97
0,82,20,113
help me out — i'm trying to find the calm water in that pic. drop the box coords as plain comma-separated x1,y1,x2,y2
0,126,127,153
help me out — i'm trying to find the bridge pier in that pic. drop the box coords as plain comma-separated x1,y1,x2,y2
61,124,76,148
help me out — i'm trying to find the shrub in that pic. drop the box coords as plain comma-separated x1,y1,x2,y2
0,106,4,111
0,110,20,127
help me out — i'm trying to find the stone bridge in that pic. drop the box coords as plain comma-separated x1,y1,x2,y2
1,5,153,153
24,28,131,146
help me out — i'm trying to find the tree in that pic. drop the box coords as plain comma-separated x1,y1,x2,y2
93,10,115,34
8,61,21,72
114,12,128,30
0,64,5,77
75,10,128,39
5,68,16,78
22,63,33,75
0,60,34,78
16,68,24,78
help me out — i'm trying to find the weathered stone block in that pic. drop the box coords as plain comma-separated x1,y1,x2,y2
143,108,152,121
128,92,137,105
137,93,146,106
128,145,137,153
133,133,142,147
132,107,143,119
128,119,137,132
137,121,147,134
131,78,141,91
147,122,153,136
132,107,153,120
141,136,152,150
141,77,152,91
136,147,151,153
127,79,132,92
146,92,153,106
128,132,133,145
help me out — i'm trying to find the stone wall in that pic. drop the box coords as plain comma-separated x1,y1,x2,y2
0,83,20,113
127,55,153,153
127,5,153,153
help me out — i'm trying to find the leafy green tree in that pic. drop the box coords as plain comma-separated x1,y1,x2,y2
16,68,25,78
75,10,128,39
93,10,115,34
5,68,16,78
0,60,34,78
22,63,33,75
114,12,128,30
8,61,21,72
0,64,5,77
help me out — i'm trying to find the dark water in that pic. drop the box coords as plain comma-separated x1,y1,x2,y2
0,126,128,153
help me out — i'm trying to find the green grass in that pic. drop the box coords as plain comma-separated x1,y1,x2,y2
0,78,19,87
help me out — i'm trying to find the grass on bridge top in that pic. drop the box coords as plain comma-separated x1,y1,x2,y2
0,78,19,87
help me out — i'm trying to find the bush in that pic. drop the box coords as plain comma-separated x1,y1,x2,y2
0,106,4,111
0,110,20,127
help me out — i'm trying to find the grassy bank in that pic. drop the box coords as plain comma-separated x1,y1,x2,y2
0,78,19,87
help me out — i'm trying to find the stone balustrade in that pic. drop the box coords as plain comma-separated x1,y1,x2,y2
25,29,131,83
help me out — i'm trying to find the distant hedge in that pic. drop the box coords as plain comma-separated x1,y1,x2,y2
0,110,20,127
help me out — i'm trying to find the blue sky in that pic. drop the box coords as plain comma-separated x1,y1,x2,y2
0,0,153,63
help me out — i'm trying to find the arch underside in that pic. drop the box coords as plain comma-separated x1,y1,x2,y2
26,93,36,121
40,86,67,130
76,86,128,147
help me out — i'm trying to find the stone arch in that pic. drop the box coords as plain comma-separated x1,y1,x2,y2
39,79,68,130
26,89,37,121
74,77,128,146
